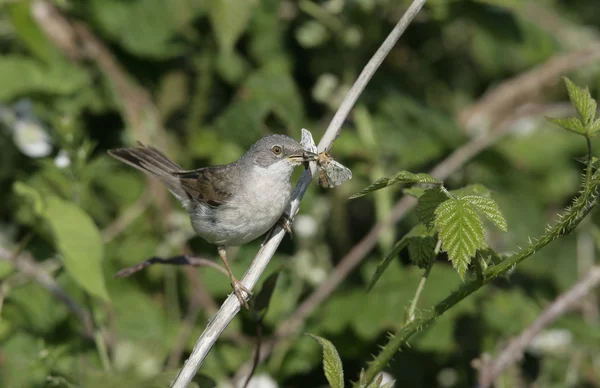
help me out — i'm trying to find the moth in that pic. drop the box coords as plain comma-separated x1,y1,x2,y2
300,128,352,188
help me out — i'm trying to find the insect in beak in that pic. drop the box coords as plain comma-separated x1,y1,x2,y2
287,151,318,163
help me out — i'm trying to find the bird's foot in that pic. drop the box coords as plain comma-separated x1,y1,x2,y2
278,213,294,239
231,278,252,309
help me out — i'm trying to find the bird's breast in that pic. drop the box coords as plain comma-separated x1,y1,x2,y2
190,175,292,246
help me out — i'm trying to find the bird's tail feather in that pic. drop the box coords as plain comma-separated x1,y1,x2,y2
108,142,188,201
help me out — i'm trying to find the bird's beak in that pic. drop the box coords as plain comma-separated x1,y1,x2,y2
288,151,318,163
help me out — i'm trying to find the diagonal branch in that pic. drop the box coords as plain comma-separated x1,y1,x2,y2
170,1,427,386
478,266,600,387
233,43,600,383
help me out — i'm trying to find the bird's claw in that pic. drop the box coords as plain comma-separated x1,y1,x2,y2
231,278,252,309
279,214,293,239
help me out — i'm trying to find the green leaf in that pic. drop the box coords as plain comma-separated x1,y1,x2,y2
209,0,257,53
368,224,431,290
0,57,89,101
89,0,202,58
408,235,438,268
451,183,492,197
590,118,600,135
13,181,45,216
546,116,586,135
307,334,344,388
462,195,508,232
349,171,442,199
434,198,486,279
43,196,110,301
416,188,448,230
563,77,597,126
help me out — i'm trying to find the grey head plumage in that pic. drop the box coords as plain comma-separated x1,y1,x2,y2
241,134,311,168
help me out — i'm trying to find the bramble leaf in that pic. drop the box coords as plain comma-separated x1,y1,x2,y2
349,171,442,199
462,195,508,232
416,188,448,230
408,235,437,268
307,334,344,388
563,77,596,126
546,116,586,135
368,224,431,290
434,198,486,279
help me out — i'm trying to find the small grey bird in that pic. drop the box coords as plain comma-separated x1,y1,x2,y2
108,134,317,308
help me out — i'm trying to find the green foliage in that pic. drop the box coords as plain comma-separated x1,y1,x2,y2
2,1,600,387
547,77,600,138
416,188,448,230
43,196,110,302
434,197,486,279
307,334,344,388
349,171,441,199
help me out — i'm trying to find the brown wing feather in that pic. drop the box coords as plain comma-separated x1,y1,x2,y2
108,143,234,207
173,167,235,207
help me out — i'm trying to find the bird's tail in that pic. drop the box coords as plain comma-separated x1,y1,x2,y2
108,142,188,201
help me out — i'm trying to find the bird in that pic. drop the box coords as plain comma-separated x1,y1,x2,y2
108,134,317,308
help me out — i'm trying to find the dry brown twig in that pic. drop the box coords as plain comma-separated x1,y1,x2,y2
477,266,600,387
233,41,600,383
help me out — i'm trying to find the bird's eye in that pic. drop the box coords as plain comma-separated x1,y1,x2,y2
272,145,282,155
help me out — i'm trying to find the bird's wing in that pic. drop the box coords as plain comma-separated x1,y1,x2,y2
173,166,235,207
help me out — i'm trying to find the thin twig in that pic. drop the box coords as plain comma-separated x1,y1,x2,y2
478,266,600,387
102,191,152,243
114,255,228,279
458,44,600,134
0,247,95,338
406,239,440,324
166,267,218,369
170,1,427,386
233,45,600,382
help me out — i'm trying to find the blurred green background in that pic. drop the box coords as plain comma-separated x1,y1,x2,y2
1,0,599,387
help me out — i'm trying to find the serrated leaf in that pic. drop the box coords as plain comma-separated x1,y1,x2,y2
209,0,257,53
462,195,508,232
307,334,344,388
368,224,431,290
451,184,491,197
254,270,280,314
416,188,448,230
563,77,597,126
546,116,586,135
350,171,442,199
434,198,486,280
590,118,600,134
408,236,438,268
43,196,110,301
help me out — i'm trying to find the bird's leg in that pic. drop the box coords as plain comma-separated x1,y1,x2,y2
278,213,294,239
217,246,251,309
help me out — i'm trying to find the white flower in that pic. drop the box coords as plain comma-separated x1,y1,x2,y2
379,371,395,387
13,119,52,158
293,214,317,239
54,149,71,168
236,374,278,388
